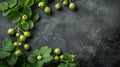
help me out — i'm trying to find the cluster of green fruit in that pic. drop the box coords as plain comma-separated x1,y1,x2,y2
37,0,76,14
55,0,76,10
8,27,31,56
53,48,75,61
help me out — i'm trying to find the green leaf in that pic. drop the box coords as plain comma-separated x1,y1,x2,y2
28,20,34,29
28,49,40,63
58,63,69,67
0,62,10,67
21,22,29,30
63,53,73,62
31,13,40,22
8,10,20,23
23,6,32,17
18,0,30,6
40,46,52,56
3,38,14,51
69,63,77,67
0,49,11,58
24,0,30,6
8,0,17,8
2,9,11,16
36,61,44,67
7,53,18,65
42,55,53,63
0,2,8,11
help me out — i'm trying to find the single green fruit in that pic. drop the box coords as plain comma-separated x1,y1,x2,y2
24,31,31,37
54,56,59,61
60,55,64,60
38,2,45,8
13,42,18,47
71,54,75,59
63,0,68,6
19,35,26,42
69,3,76,10
16,33,20,37
15,50,22,56
37,55,42,61
22,14,28,20
8,28,15,35
55,3,61,10
44,7,51,14
54,48,61,55
18,42,22,46
24,44,30,50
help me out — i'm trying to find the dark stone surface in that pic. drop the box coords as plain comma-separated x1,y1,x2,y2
0,0,120,67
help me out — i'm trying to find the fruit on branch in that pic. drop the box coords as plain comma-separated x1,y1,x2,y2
55,3,61,10
24,31,31,37
22,14,28,20
54,56,59,61
19,35,26,42
54,48,61,55
37,55,42,61
38,2,45,8
71,54,75,59
15,50,22,56
44,6,51,14
16,33,20,37
13,42,18,47
8,28,15,35
63,0,68,6
24,44,30,50
69,3,76,10
60,55,64,60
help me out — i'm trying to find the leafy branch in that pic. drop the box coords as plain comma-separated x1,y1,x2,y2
0,0,78,67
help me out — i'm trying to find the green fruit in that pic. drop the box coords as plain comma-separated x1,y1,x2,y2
54,48,61,55
60,55,64,60
8,28,15,35
44,7,51,14
22,14,28,20
63,0,68,6
37,55,42,61
55,3,61,10
71,55,75,59
18,42,22,46
15,50,22,56
69,3,76,10
24,44,30,50
19,35,26,42
13,42,18,46
24,31,31,37
54,56,59,61
38,2,45,8
16,33,20,37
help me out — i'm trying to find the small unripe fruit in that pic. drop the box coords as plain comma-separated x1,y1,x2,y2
54,48,61,55
60,55,64,60
15,50,22,56
44,7,51,14
69,3,76,10
38,2,45,8
55,3,61,10
24,31,31,37
18,42,22,46
19,35,26,42
37,55,42,61
63,0,68,6
22,14,28,20
24,44,30,50
71,55,75,59
54,56,59,61
8,28,15,35
13,42,18,46
16,33,20,37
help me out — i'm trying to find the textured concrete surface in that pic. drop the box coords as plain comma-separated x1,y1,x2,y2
0,0,120,67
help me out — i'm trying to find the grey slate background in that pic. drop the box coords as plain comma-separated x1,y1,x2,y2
0,0,120,67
